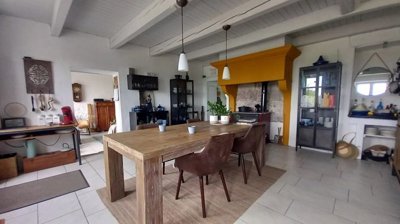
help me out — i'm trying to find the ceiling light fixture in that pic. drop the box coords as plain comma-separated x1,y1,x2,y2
222,25,231,80
177,0,188,72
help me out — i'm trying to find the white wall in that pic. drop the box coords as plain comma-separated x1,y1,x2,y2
0,15,203,153
71,72,114,120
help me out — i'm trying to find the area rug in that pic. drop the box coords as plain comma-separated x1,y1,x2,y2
97,159,285,224
0,170,89,213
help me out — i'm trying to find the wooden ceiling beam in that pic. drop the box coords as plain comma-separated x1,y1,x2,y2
187,0,400,60
110,0,180,49
50,0,74,37
149,0,297,56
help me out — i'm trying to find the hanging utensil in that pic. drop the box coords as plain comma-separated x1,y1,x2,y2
31,95,35,112
39,93,46,111
48,94,55,110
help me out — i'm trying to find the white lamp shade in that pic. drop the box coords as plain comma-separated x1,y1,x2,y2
178,53,189,72
222,66,230,80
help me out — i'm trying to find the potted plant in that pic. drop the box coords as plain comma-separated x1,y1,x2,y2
208,101,231,124
207,101,219,124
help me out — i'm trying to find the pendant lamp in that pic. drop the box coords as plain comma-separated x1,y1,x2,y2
177,0,188,72
222,25,231,80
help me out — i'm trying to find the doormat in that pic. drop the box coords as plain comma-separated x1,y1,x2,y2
0,170,89,213
97,159,285,223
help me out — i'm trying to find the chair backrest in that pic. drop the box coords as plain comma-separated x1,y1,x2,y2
198,133,235,174
234,123,266,153
186,118,201,124
136,123,158,130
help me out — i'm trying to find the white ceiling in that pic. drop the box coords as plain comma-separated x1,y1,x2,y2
0,0,399,60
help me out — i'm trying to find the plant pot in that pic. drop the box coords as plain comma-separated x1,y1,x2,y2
209,115,218,124
220,115,229,124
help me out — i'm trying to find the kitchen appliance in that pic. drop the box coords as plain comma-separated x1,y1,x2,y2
1,117,26,129
61,106,74,125
238,106,252,112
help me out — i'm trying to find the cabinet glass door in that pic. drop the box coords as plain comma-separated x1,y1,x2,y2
318,66,337,108
300,68,318,108
297,108,315,147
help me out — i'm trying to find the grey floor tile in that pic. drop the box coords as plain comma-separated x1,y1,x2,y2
286,201,355,224
240,203,301,224
78,191,106,217
334,200,400,224
0,204,37,220
43,209,87,224
279,184,335,212
296,178,348,201
233,218,248,224
256,191,293,214
285,167,323,181
5,172,37,187
87,209,118,224
38,193,81,223
348,190,400,218
4,211,37,224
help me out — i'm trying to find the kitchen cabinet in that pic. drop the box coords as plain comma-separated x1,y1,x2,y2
170,78,195,125
393,125,400,180
95,101,115,131
296,62,342,155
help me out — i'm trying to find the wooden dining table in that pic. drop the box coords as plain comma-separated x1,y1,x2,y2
103,121,265,224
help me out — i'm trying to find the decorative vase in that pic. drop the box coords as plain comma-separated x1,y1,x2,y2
209,115,218,124
220,115,229,124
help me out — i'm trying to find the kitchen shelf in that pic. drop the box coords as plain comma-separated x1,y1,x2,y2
364,134,396,140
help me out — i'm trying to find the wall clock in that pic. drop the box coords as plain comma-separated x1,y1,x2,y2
72,83,82,102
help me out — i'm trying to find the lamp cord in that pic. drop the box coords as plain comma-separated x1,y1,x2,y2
225,29,228,66
181,6,184,53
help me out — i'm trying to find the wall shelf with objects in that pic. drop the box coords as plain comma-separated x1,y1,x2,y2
296,62,342,155
127,74,158,90
362,124,395,163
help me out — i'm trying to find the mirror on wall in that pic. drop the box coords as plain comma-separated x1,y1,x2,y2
353,67,391,96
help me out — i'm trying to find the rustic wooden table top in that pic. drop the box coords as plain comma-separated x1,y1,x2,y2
103,122,250,160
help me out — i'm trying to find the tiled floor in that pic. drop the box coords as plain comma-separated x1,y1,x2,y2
1,144,399,224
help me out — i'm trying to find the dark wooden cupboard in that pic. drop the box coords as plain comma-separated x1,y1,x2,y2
95,101,115,131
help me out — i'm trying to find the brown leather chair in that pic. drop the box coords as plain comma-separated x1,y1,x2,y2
175,133,235,218
136,123,158,130
186,118,201,124
232,123,265,184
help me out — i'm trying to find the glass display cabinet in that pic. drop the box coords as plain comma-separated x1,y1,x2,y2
170,78,195,125
296,62,342,155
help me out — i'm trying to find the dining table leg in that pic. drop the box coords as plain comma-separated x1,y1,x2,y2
135,156,163,224
104,141,125,202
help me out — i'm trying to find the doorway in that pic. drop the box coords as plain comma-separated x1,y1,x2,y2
70,70,118,133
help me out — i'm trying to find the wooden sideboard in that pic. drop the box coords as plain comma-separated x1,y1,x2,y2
96,101,115,132
393,125,400,182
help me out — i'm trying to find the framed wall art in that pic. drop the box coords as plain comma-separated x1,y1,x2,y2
23,57,54,94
